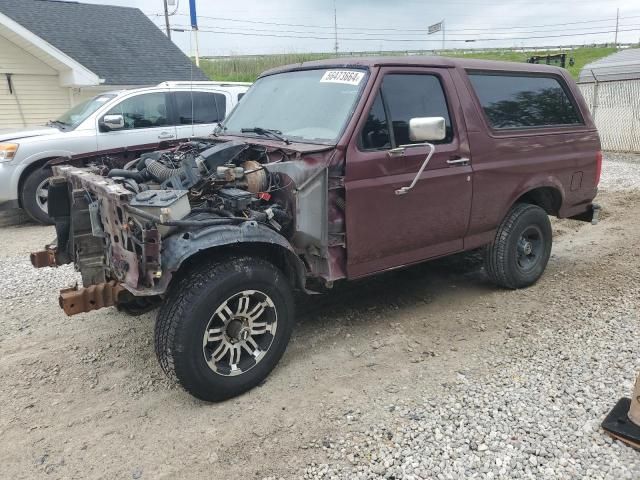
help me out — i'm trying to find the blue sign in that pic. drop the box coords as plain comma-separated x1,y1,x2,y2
189,0,198,29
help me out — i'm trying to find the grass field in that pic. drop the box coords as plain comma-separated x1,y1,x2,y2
199,46,619,82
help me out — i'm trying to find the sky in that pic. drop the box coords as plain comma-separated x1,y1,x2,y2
79,0,640,57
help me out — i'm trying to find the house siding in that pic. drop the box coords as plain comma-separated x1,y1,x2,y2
0,34,71,128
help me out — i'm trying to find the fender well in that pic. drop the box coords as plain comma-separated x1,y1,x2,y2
161,221,307,292
515,186,563,216
17,156,68,207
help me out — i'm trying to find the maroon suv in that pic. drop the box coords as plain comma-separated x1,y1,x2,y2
32,57,601,401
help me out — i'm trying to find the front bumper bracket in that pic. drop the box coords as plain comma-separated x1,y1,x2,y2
59,281,125,316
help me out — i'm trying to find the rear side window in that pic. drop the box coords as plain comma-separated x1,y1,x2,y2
174,91,226,125
468,73,582,129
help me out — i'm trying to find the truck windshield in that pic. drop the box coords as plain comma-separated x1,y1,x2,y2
54,94,117,129
222,68,368,144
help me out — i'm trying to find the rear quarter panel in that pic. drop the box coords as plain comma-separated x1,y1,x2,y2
453,66,601,246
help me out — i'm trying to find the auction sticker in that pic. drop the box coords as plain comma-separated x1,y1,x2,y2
320,70,365,85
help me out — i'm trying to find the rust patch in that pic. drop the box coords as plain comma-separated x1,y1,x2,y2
59,281,125,316
30,247,58,268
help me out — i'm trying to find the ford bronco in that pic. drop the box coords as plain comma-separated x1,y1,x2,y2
31,57,601,401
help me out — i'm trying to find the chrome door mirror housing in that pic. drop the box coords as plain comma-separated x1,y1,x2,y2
101,114,125,131
409,117,446,142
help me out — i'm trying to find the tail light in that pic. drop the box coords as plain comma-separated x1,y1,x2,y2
595,150,602,186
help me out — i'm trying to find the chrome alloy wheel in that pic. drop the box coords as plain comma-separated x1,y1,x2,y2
35,177,50,214
202,290,277,376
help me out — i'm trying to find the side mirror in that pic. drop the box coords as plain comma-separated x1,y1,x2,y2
100,114,125,131
408,117,446,142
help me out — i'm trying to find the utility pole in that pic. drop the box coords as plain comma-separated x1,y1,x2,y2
442,19,445,51
189,0,200,66
614,8,619,49
163,0,171,40
333,0,339,56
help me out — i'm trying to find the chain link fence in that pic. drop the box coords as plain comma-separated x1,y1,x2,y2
579,80,640,153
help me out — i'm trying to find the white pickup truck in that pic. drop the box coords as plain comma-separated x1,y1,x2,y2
0,81,250,223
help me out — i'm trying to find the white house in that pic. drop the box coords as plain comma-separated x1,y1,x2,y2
0,0,208,129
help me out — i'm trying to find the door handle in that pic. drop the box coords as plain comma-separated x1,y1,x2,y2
446,156,470,166
158,131,175,140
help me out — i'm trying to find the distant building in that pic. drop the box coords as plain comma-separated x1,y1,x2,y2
0,0,208,128
578,48,640,152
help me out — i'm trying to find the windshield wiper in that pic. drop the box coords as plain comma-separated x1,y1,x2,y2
213,123,226,136
47,120,69,129
240,127,291,145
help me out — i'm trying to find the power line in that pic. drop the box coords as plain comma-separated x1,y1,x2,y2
169,25,640,43
167,21,640,38
158,12,640,33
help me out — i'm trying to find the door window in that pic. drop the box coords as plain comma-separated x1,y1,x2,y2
360,73,453,149
174,91,226,124
105,93,169,130
360,93,391,150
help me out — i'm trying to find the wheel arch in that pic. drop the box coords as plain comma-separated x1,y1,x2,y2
514,185,564,216
161,223,308,293
17,155,71,207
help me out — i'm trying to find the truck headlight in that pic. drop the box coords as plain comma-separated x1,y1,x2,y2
0,143,19,162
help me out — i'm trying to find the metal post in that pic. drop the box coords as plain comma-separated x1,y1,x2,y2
189,0,199,66
163,0,171,40
194,29,200,67
591,69,599,124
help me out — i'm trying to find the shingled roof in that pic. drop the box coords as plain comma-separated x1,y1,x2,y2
0,0,209,85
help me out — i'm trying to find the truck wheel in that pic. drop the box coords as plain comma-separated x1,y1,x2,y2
154,255,294,401
484,203,552,289
21,167,53,224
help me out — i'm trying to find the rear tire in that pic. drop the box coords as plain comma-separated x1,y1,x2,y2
484,203,552,289
20,166,53,224
154,255,294,402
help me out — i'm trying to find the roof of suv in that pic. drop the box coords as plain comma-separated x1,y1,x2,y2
261,56,566,78
99,82,250,99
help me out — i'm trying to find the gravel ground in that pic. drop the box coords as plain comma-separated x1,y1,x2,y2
600,152,640,191
300,152,640,480
0,153,639,479
302,268,640,479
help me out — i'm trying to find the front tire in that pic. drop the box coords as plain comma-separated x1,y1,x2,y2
154,255,294,402
484,203,552,289
20,166,53,224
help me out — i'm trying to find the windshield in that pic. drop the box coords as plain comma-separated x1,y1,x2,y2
222,68,368,144
55,94,117,129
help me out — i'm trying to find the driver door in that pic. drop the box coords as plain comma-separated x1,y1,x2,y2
345,67,473,278
96,92,176,158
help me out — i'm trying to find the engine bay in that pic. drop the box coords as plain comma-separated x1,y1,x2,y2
104,139,293,235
